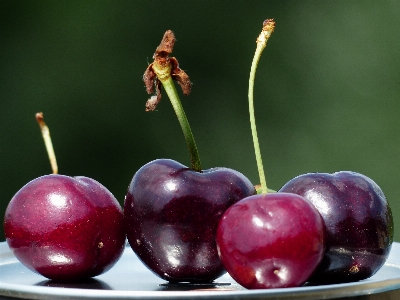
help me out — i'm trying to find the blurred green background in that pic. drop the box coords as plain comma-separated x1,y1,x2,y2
1,1,400,242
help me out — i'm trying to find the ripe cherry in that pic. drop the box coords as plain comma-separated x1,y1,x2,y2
124,158,255,282
279,171,393,283
3,113,125,281
124,31,255,282
215,20,325,289
216,192,325,289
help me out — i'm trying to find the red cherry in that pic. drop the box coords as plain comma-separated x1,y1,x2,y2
216,192,325,289
4,174,125,281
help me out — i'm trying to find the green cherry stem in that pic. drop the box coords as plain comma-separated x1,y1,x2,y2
144,30,202,172
160,76,202,172
248,19,275,194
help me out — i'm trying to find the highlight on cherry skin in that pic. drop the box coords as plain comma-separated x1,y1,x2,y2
279,171,394,284
215,192,326,289
124,158,256,283
4,174,126,281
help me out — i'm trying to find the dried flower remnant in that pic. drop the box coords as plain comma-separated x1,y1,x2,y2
143,30,192,111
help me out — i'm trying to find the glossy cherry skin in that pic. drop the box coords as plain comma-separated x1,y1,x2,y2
216,193,325,289
4,174,126,281
279,171,393,284
124,158,255,282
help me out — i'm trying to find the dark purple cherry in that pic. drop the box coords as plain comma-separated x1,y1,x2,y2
216,192,326,289
4,174,126,281
124,158,255,282
127,31,255,282
279,171,393,283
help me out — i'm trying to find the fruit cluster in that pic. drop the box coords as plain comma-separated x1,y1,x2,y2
3,19,393,289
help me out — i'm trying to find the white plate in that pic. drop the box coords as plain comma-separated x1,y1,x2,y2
1,241,400,299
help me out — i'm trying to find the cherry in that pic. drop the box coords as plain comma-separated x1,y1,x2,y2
216,193,325,289
124,158,255,282
3,113,125,281
215,20,325,289
4,175,126,281
279,171,394,283
123,31,255,282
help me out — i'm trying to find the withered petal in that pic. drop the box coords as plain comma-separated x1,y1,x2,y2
145,80,162,111
155,30,176,56
143,64,156,94
170,57,192,95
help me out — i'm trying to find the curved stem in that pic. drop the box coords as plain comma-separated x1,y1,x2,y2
248,19,275,194
161,77,202,172
249,46,267,194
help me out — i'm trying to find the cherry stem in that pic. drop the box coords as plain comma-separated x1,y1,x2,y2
160,77,202,172
145,30,202,172
36,112,58,174
248,19,275,194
